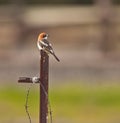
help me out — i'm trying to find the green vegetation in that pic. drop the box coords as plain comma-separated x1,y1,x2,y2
0,83,120,123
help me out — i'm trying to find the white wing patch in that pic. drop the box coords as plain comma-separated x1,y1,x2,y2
41,41,48,46
50,49,54,53
49,43,52,46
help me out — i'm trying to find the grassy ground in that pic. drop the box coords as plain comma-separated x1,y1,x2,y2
0,82,120,123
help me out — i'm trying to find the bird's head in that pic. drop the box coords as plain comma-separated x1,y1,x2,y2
38,32,49,41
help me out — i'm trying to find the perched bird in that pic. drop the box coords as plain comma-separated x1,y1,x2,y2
37,32,60,62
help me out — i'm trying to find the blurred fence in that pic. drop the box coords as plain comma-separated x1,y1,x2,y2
0,5,120,51
0,5,120,50
0,5,120,82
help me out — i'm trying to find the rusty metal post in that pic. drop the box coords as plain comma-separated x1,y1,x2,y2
18,50,49,123
40,50,49,123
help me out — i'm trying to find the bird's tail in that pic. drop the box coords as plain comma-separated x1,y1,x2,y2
52,53,60,62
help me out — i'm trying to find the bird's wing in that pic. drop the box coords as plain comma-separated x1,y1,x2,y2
39,39,60,62
40,39,54,54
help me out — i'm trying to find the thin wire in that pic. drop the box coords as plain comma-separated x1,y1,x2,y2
24,80,53,123
25,83,32,123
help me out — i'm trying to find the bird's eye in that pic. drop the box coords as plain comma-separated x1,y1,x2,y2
43,34,46,38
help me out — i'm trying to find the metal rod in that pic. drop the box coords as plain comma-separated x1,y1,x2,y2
40,50,49,123
18,77,40,83
18,77,32,83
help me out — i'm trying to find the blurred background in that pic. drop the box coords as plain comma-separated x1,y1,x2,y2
0,0,120,123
